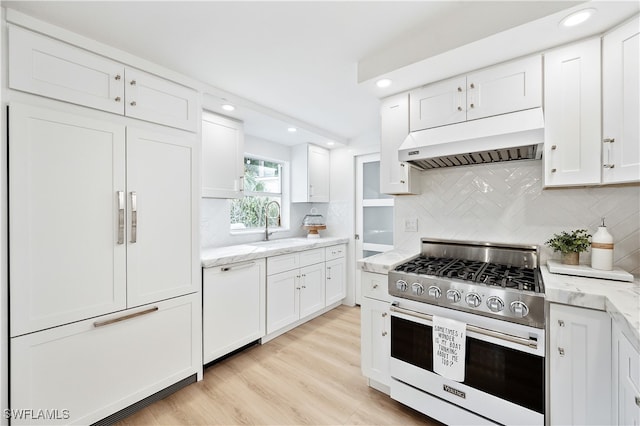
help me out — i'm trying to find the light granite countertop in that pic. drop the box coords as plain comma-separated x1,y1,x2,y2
201,236,349,268
358,250,640,350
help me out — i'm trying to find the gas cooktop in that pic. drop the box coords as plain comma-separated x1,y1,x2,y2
389,239,545,328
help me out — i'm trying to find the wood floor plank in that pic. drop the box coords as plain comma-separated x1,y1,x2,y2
116,305,442,425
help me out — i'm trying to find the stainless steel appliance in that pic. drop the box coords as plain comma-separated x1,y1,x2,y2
388,238,545,425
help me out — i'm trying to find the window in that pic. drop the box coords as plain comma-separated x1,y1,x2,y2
230,156,283,231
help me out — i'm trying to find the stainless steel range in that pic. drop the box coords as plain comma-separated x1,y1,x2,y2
387,238,545,426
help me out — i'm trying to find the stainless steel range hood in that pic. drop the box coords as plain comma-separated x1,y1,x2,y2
398,107,544,170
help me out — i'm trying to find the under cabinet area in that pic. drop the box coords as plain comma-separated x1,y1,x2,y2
8,25,198,131
203,260,265,364
548,303,612,425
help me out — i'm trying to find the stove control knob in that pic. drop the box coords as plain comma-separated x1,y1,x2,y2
510,301,529,318
412,283,424,296
427,286,441,299
395,280,408,292
465,292,481,308
486,296,504,312
446,289,461,303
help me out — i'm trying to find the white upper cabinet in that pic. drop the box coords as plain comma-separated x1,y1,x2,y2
380,93,421,195
9,25,125,115
124,68,198,132
291,144,330,203
8,25,198,132
201,112,245,199
603,15,640,184
409,55,541,132
544,37,602,187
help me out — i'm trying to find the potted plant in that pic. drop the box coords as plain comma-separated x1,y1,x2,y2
545,229,592,265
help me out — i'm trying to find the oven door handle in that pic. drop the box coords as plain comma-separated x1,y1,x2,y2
390,304,538,350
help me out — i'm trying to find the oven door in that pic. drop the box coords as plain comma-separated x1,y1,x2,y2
389,299,544,426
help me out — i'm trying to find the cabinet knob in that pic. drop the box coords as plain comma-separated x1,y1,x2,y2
400,180,406,184
470,83,475,89
551,168,557,173
470,103,475,108
382,312,388,317
603,138,615,143
457,87,462,92
558,347,565,356
558,319,564,327
635,395,640,407
373,284,378,289
457,106,463,111
114,74,121,81
551,145,557,150
603,164,615,169
115,96,121,102
130,101,137,107
382,331,388,337
130,79,137,86
400,163,405,167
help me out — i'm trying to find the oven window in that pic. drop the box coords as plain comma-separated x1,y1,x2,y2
391,316,544,414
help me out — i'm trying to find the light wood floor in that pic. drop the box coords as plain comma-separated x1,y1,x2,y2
117,305,443,425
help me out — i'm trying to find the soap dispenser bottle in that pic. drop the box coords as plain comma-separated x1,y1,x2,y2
591,218,614,271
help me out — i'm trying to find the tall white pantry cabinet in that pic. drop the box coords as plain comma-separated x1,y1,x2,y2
6,19,202,426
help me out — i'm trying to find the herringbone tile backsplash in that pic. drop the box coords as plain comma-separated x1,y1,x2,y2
394,161,640,276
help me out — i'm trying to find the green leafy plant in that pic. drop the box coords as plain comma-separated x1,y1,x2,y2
545,229,591,254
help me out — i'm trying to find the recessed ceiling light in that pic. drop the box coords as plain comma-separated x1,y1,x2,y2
287,127,297,133
327,141,335,146
560,8,596,27
376,78,392,88
221,104,235,111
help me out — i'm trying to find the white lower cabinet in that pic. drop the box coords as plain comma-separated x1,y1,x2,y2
325,245,346,305
548,303,611,425
360,271,391,390
612,322,640,425
10,294,200,425
203,259,265,364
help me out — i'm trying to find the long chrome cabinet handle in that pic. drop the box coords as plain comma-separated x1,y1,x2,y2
93,306,158,328
130,191,137,243
390,304,538,349
117,191,125,244
221,261,255,272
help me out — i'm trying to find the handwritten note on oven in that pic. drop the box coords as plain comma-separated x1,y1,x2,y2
432,315,466,382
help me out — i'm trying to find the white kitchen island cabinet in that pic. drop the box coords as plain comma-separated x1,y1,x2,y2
9,25,198,132
612,320,640,425
360,271,392,392
201,111,245,199
544,37,602,187
548,303,611,425
10,294,200,426
409,55,541,132
380,93,421,195
203,259,265,364
291,144,330,203
602,15,640,185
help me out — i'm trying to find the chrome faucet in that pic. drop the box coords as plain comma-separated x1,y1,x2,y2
264,200,281,241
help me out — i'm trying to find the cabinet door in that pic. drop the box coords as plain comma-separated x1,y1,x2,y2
325,257,346,306
201,112,244,198
10,294,199,426
8,26,125,115
308,145,330,202
266,270,299,334
615,328,640,425
549,303,611,425
9,103,126,337
603,15,640,184
380,93,420,195
124,68,198,132
203,260,265,363
467,55,542,121
544,38,602,187
409,76,466,131
361,297,390,386
126,127,198,307
299,263,325,318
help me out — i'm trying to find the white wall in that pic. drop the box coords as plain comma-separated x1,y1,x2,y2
394,160,640,275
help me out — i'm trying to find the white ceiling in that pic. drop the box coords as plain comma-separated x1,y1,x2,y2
3,1,639,147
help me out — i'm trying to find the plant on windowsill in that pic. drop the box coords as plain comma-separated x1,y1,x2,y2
545,229,592,265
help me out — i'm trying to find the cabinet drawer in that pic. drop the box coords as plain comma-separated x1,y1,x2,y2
10,294,200,425
362,271,390,302
299,248,325,267
9,25,125,115
267,253,300,276
325,244,346,261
